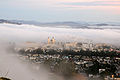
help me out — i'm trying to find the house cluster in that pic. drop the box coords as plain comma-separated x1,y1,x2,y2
17,47,120,80
12,37,120,80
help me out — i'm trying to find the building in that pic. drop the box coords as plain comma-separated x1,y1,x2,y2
48,37,50,44
48,37,56,44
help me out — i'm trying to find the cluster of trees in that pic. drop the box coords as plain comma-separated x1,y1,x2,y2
19,48,120,57
43,58,76,78
86,60,117,80
86,60,117,75
0,77,11,80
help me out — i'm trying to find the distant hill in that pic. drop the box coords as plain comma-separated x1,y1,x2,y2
0,19,120,29
0,19,22,25
10,20,89,28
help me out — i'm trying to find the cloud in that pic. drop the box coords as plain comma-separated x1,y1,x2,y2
0,0,120,22
0,23,120,45
1,0,120,9
62,1,120,6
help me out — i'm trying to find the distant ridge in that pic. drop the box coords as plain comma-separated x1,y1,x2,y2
0,19,22,25
0,19,120,29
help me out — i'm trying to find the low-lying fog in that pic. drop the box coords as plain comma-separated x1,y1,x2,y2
0,23,120,45
0,45,53,80
0,23,120,80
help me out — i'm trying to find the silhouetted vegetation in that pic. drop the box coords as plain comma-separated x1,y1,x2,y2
0,77,11,80
19,48,120,57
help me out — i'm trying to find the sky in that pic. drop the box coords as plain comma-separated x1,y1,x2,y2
0,0,120,22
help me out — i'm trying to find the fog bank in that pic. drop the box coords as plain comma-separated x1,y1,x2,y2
0,45,55,80
0,23,120,45
0,23,119,80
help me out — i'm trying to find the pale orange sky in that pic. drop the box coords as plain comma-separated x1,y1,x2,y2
0,0,120,22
